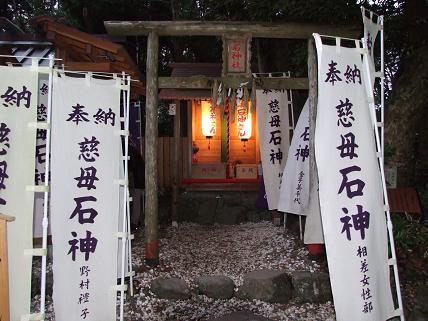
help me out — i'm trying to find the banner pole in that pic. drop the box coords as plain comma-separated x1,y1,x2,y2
119,72,128,321
380,16,385,159
362,40,405,321
125,75,134,296
286,83,303,238
0,54,62,60
39,54,54,320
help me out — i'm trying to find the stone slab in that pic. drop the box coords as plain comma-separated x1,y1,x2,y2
151,277,190,300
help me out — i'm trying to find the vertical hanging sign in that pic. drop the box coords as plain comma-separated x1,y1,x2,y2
277,99,310,214
236,101,251,139
33,76,50,239
313,34,394,321
201,100,216,137
0,65,38,321
256,89,290,209
223,36,251,76
50,72,121,321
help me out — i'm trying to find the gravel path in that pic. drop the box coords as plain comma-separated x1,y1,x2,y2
125,221,334,321
32,221,336,320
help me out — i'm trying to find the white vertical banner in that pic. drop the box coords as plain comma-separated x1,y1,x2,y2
256,89,290,210
314,34,394,321
33,76,50,238
277,99,310,214
361,7,382,86
303,179,324,244
50,72,121,321
0,65,38,321
362,7,386,160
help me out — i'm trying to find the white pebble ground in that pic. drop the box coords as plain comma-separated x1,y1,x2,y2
32,221,336,320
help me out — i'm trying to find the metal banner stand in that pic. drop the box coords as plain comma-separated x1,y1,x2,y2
361,8,403,320
1,54,136,319
118,72,131,321
48,67,134,320
361,40,405,321
39,54,55,321
123,75,135,297
0,54,58,321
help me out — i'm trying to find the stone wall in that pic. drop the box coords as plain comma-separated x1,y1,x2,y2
171,191,272,225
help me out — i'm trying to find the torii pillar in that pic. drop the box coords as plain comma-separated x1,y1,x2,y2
144,31,160,266
103,20,359,268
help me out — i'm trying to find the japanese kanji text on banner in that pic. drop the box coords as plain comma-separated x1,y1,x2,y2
314,34,394,321
50,72,121,321
33,76,50,239
0,65,38,321
277,99,310,215
256,90,290,210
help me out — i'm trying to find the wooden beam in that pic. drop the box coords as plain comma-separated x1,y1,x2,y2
0,214,14,321
184,182,259,192
308,38,318,188
104,21,360,39
144,31,160,267
66,61,111,72
0,214,15,222
306,38,324,244
32,17,143,82
159,76,309,90
33,16,123,54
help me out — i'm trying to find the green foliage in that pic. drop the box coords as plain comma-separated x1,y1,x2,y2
393,216,428,282
1,0,70,32
384,143,397,159
4,0,423,144
186,0,360,24
393,216,428,251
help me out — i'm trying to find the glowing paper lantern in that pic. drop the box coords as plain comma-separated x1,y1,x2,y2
201,100,216,137
236,102,251,140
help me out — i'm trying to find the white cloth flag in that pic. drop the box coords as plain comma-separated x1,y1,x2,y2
256,90,290,210
0,66,38,321
277,99,309,215
50,72,121,321
303,179,324,244
314,34,394,321
362,7,382,87
33,76,50,238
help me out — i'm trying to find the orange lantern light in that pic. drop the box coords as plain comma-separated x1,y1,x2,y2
236,101,251,140
201,100,216,137
201,100,216,150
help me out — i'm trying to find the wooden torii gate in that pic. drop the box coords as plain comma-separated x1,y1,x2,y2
104,20,359,266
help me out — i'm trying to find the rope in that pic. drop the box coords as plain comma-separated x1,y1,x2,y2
226,99,230,165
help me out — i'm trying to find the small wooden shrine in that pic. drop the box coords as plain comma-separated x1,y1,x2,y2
159,63,260,186
104,19,359,265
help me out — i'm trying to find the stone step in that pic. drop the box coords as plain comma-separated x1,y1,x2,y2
195,275,235,299
291,271,332,303
151,277,191,300
237,269,293,304
206,311,274,321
